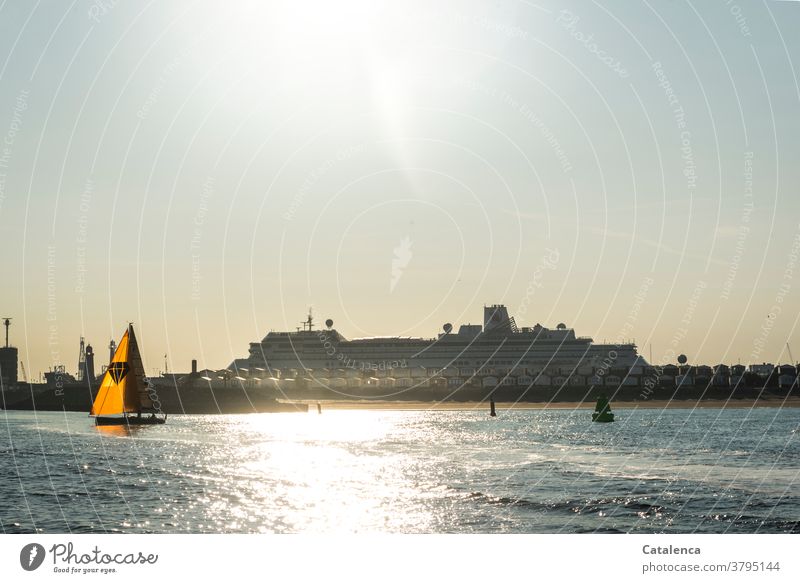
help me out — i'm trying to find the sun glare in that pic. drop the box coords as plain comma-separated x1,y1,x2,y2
205,0,384,85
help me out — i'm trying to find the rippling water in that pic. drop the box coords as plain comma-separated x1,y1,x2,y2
1,407,798,533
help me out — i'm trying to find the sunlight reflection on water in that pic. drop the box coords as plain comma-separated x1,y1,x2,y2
1,408,798,533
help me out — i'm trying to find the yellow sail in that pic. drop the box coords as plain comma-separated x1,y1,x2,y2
89,326,142,416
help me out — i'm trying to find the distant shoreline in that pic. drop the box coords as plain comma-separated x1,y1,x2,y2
290,397,800,411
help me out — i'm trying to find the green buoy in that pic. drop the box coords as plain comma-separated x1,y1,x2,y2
592,393,615,423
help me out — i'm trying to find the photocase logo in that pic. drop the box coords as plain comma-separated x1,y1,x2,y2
390,236,413,293
20,543,46,571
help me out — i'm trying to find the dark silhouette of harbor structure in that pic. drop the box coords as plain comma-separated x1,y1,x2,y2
0,322,796,413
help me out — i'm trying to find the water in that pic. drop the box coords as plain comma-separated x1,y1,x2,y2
1,407,798,533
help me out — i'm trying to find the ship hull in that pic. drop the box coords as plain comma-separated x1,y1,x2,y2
94,415,166,426
5,382,309,414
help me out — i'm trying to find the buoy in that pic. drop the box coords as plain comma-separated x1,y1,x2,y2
490,399,497,417
316,402,322,414
591,393,614,423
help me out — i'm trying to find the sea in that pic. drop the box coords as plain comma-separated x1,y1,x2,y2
1,407,798,534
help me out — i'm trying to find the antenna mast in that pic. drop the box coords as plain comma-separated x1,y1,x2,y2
2,317,11,348
301,307,314,331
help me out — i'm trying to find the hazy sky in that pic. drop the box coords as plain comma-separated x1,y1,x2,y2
1,0,799,377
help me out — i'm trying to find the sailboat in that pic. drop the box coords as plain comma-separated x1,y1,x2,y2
591,393,615,423
90,324,166,426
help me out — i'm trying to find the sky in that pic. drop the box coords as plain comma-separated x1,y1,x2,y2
0,0,799,378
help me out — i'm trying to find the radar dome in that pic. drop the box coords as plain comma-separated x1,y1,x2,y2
677,354,688,364
443,323,453,334
325,319,334,329
557,323,566,330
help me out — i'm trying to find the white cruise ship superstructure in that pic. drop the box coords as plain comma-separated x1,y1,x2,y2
230,305,648,389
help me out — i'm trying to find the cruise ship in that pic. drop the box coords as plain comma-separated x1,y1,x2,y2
230,305,649,391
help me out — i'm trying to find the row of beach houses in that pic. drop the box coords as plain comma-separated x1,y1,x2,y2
216,362,800,391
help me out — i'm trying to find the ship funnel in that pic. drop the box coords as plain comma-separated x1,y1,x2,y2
484,305,512,333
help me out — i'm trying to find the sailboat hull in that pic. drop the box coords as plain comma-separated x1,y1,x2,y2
95,416,166,426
